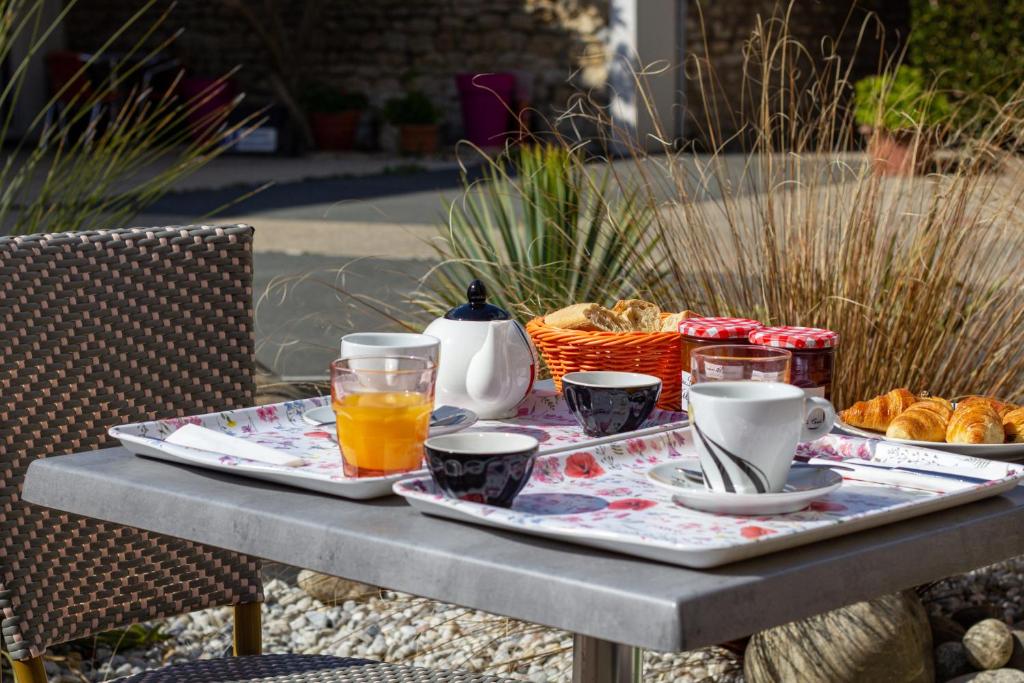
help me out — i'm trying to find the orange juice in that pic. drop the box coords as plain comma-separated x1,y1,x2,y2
333,391,432,477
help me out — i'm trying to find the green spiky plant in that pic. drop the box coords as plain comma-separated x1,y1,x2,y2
416,144,664,320
0,0,260,236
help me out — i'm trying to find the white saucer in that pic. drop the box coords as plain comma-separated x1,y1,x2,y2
647,459,843,515
302,405,478,437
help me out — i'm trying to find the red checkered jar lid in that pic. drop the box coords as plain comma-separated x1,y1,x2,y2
677,316,763,339
749,325,840,349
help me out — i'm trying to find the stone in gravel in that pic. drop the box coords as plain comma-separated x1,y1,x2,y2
745,591,933,683
954,605,1005,629
305,610,330,629
946,670,1024,683
935,642,972,682
933,614,969,644
964,619,1014,670
298,570,375,605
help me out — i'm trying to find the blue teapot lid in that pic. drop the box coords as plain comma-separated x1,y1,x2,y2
444,280,511,321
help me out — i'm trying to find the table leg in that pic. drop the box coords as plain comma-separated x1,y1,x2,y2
571,634,643,683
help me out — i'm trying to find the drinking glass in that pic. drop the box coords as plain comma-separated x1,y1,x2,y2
690,345,792,386
330,356,437,478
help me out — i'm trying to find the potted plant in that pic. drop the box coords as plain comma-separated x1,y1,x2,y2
302,82,368,151
384,91,441,155
854,66,951,176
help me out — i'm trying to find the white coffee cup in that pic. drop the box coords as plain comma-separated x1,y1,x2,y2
341,332,440,364
688,381,835,494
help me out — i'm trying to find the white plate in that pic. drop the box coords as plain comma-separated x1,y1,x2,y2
302,405,478,437
647,459,843,514
835,420,1024,460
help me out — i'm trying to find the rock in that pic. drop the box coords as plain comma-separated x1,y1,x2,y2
932,614,969,644
305,610,331,629
297,570,376,605
935,642,972,681
947,670,1024,683
744,591,933,683
964,619,1013,670
954,605,1005,628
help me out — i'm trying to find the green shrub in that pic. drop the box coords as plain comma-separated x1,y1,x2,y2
301,82,368,113
384,91,439,125
853,66,951,133
417,145,663,320
909,0,1024,109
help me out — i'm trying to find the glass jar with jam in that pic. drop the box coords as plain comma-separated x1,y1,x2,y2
748,326,839,399
677,317,763,407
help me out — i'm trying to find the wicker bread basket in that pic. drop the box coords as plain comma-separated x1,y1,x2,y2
526,315,682,410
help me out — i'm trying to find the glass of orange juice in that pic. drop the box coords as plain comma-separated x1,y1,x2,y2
330,356,436,478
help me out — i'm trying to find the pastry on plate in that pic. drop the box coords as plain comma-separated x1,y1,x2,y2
947,399,1004,444
1004,407,1024,443
959,395,1015,418
885,398,952,442
840,388,918,432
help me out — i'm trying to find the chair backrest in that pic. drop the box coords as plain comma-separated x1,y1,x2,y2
0,225,263,661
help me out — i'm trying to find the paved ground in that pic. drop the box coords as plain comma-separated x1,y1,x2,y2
133,154,473,379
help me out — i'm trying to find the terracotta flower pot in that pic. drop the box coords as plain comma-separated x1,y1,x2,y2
869,130,929,176
399,124,439,155
310,110,362,150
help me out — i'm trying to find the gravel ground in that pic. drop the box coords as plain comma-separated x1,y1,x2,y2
36,556,1024,683
39,571,742,682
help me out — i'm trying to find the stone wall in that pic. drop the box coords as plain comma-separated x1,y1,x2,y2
66,0,608,145
65,0,908,148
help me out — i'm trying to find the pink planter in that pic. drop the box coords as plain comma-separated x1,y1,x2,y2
179,76,235,141
456,73,516,148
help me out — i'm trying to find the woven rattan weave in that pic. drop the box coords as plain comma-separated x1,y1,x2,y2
0,226,263,661
118,656,514,682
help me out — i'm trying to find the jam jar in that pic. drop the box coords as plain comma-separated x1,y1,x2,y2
748,326,839,399
678,317,763,407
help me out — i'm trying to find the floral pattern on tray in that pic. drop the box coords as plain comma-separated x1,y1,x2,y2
393,431,1024,567
109,388,688,485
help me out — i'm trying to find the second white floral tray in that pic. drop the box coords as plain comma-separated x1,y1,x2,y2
109,387,688,500
394,431,1024,567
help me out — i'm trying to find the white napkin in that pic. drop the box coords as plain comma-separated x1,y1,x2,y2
165,424,305,467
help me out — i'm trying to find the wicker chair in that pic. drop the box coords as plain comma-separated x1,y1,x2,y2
0,226,512,683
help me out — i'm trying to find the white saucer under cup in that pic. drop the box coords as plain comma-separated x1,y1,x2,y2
689,381,836,494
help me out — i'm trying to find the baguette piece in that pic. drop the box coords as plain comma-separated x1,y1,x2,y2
545,303,625,332
612,299,661,332
1003,407,1024,443
839,388,918,432
659,310,700,333
885,398,952,442
946,400,1004,444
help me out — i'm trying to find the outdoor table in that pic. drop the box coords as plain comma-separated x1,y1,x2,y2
23,447,1024,682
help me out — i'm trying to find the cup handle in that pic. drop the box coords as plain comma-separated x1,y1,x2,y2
801,397,836,442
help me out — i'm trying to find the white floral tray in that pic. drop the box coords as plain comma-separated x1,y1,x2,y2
108,388,688,500
394,430,1024,567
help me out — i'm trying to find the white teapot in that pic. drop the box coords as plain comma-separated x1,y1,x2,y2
423,280,537,419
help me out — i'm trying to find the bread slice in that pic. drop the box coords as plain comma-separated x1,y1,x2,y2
612,299,661,332
659,310,700,333
545,303,626,332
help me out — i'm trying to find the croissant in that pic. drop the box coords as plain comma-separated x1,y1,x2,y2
885,398,952,442
946,400,1004,444
1004,407,1024,443
840,388,918,432
959,396,1014,418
